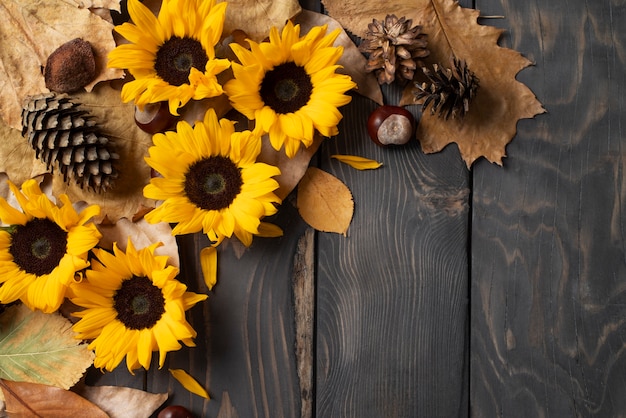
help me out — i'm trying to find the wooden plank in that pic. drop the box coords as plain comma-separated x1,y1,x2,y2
146,199,311,417
471,0,626,416
315,86,471,416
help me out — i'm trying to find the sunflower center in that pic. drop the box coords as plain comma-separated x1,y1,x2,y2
260,62,313,114
10,218,67,276
154,36,209,86
184,156,243,211
114,276,165,330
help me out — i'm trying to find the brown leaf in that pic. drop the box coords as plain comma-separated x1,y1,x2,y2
0,122,48,185
258,133,323,200
96,217,180,268
321,0,420,39
322,0,545,166
51,82,155,223
218,0,302,42
297,167,353,236
0,380,109,418
0,0,123,130
76,385,167,418
293,10,383,105
400,0,545,166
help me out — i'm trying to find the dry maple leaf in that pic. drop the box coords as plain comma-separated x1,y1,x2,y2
297,167,354,236
322,0,545,166
218,0,302,42
0,0,123,130
76,385,168,418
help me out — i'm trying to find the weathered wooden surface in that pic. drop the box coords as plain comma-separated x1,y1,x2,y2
470,0,626,416
84,0,626,416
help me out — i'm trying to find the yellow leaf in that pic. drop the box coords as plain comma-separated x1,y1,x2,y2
169,369,210,399
200,246,218,291
331,155,383,170
297,167,353,236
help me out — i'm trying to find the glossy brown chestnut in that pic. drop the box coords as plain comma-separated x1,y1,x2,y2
135,102,179,134
158,405,195,418
367,105,415,147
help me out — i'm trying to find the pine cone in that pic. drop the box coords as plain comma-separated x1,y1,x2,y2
414,58,479,120
359,14,430,85
21,93,119,192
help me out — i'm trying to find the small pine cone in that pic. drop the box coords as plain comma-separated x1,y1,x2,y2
414,58,480,120
21,92,119,192
359,14,430,84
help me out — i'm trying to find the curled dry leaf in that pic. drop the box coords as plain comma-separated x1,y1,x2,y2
0,0,123,130
293,10,383,106
322,0,545,166
76,385,168,418
96,217,180,268
257,133,323,200
218,0,301,42
1,380,108,418
297,167,354,236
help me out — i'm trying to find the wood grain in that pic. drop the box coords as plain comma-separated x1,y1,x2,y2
315,83,470,417
471,0,626,416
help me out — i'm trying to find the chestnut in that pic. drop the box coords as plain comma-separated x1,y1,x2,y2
158,405,195,418
367,105,415,147
134,102,178,134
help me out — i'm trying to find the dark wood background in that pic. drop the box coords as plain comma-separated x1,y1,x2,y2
88,0,626,416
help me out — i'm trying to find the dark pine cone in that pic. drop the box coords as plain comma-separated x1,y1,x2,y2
21,93,119,193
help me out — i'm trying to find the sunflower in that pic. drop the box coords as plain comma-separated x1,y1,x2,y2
143,108,282,247
0,179,101,313
108,0,230,115
71,239,207,372
224,21,356,158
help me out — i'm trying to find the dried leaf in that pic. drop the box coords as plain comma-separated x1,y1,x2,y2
322,0,545,166
219,0,301,42
96,217,180,268
297,167,353,236
331,154,383,170
76,385,168,418
169,369,210,399
0,305,94,395
0,122,47,186
257,133,323,200
201,246,218,290
1,380,108,418
51,82,155,223
0,0,123,130
293,10,383,105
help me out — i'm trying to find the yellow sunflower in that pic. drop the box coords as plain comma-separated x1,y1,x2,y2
108,0,230,115
224,21,356,158
71,239,207,372
0,179,101,313
143,108,282,247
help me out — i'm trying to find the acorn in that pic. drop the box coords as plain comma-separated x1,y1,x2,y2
367,105,415,147
134,102,179,134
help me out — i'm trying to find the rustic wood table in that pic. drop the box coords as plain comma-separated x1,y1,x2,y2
88,0,626,416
